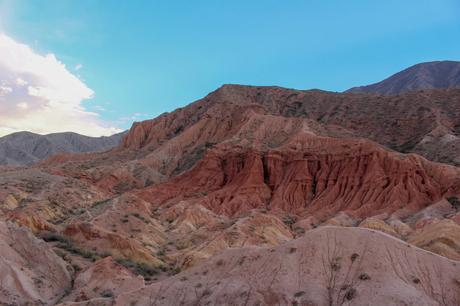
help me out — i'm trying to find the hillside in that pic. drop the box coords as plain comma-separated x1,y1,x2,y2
347,61,460,94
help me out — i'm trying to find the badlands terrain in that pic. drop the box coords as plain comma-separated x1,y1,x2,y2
0,61,460,305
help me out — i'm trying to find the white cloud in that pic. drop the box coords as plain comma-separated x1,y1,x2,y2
16,102,28,109
16,77,27,86
0,33,121,137
0,85,12,96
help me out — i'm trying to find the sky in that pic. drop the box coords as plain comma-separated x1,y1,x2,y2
0,0,459,136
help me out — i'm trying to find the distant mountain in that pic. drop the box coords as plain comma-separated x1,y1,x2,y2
0,131,126,166
347,60,460,94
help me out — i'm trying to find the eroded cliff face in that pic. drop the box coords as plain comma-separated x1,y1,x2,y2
136,133,459,220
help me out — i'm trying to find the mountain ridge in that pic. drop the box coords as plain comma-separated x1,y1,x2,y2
0,130,126,166
346,60,460,94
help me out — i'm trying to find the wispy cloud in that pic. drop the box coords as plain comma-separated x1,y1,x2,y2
117,112,153,124
0,33,122,137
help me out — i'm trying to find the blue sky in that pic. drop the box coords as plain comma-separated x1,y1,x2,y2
0,0,459,135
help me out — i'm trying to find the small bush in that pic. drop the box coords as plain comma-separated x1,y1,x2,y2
72,264,82,272
39,232,69,243
92,199,111,208
350,253,359,262
282,215,297,226
345,288,357,300
447,196,460,209
359,273,370,280
54,238,99,261
294,291,305,297
115,258,159,278
170,267,181,275
294,227,305,234
100,289,114,298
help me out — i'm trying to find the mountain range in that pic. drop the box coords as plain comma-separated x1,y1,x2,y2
0,131,125,166
0,61,459,305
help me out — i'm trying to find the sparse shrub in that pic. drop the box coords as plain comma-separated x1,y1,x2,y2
345,288,357,300
205,142,215,148
115,258,159,278
294,291,305,297
53,237,99,261
447,196,460,209
359,273,370,280
53,249,67,259
294,227,305,234
350,253,359,262
412,277,420,284
331,257,341,271
170,267,181,275
331,262,341,271
92,199,111,208
39,232,69,243
33,277,43,286
289,247,297,254
216,259,224,266
72,264,82,272
282,214,297,227
100,289,114,298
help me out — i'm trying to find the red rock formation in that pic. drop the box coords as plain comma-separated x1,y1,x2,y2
136,134,459,220
120,85,460,166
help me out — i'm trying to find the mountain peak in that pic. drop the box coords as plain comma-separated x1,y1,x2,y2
347,60,460,94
